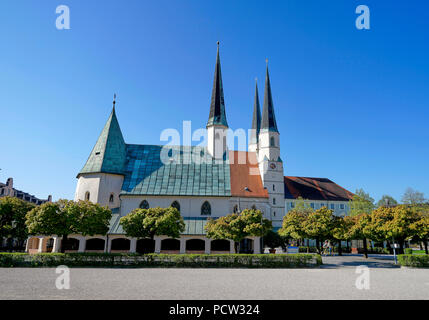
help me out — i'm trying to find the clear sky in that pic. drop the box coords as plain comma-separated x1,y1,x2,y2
1,0,428,203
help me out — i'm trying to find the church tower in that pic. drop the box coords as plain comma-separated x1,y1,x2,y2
207,42,228,160
74,95,126,209
248,79,261,153
258,63,285,225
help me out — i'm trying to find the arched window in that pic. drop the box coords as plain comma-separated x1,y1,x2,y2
273,198,276,205
270,136,275,147
251,205,257,210
233,205,239,213
171,201,180,212
109,193,114,203
273,184,275,191
85,192,90,201
139,200,149,209
201,201,211,216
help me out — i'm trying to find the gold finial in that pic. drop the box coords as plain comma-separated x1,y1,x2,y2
266,58,268,65
112,93,117,110
217,41,220,46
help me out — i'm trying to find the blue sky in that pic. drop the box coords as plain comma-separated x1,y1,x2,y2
0,0,428,203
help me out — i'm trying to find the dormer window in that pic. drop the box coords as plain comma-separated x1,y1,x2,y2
270,137,275,147
85,192,90,201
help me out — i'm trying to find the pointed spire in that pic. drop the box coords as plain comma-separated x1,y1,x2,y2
78,97,126,177
112,93,116,112
207,41,228,128
250,78,261,144
261,60,279,133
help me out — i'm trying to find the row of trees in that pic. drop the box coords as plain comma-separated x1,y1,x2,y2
0,197,111,253
278,192,429,256
120,207,272,253
1,196,272,254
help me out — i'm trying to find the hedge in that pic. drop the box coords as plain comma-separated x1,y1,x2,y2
397,254,429,268
0,252,322,268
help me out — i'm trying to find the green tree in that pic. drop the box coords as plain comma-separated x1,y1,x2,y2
205,209,272,253
345,213,371,258
349,188,374,217
263,230,286,250
278,210,309,246
402,188,426,205
120,207,185,241
376,195,398,208
332,216,354,256
0,197,35,251
26,200,112,253
382,205,419,254
301,207,335,254
411,212,429,254
70,200,112,237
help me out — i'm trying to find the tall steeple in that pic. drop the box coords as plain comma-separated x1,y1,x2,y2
78,95,126,177
249,79,261,147
261,62,278,133
207,41,228,128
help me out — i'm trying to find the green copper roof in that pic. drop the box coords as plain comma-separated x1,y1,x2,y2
207,43,228,128
261,65,279,133
120,145,231,197
79,107,126,176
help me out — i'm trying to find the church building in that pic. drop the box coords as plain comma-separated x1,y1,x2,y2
25,44,353,255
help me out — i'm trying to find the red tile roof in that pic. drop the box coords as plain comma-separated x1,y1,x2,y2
229,151,269,198
284,176,353,201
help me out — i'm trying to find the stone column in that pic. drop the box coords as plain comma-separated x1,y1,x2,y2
78,237,86,253
52,236,61,253
204,238,211,254
130,238,137,253
180,237,186,254
106,237,112,253
25,237,30,253
253,237,261,254
230,240,235,254
154,236,162,254
37,237,44,253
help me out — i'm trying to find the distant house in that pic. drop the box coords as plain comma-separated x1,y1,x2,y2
0,177,52,205
284,176,354,218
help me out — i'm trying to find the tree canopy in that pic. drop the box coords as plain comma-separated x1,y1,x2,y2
205,209,272,253
120,207,185,240
26,200,112,253
349,188,374,217
376,195,398,208
402,187,426,205
0,197,35,246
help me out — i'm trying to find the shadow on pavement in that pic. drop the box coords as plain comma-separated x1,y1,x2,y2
320,254,400,269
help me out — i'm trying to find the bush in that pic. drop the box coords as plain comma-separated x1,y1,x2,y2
398,254,429,267
404,248,413,255
0,252,322,268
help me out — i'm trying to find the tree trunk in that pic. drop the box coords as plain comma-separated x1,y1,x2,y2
399,240,404,255
346,240,349,252
316,239,320,254
424,241,428,255
61,234,67,253
338,240,342,256
362,238,368,259
306,239,310,253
